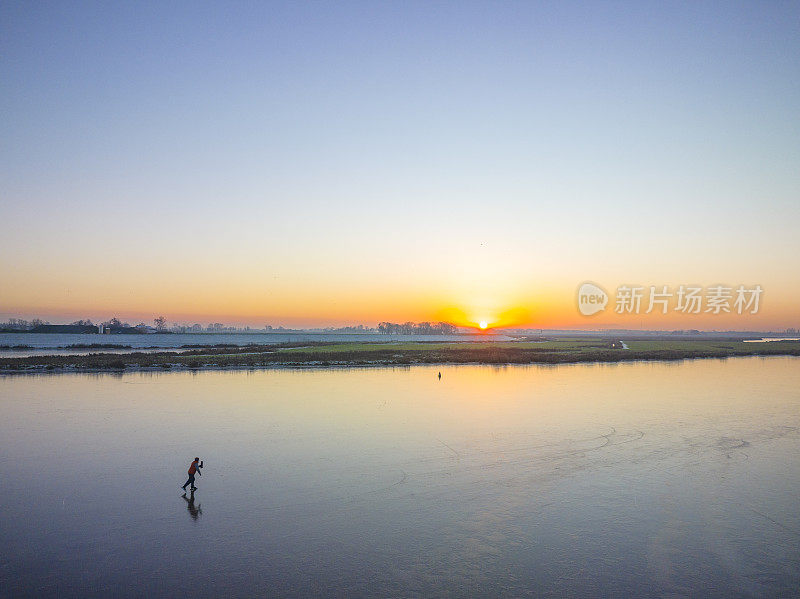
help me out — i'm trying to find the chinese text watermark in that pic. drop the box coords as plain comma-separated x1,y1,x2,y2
577,283,762,316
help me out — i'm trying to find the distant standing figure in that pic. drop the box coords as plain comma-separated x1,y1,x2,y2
182,457,203,491
438,371,441,380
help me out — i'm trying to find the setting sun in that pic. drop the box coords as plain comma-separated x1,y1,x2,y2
1,4,799,596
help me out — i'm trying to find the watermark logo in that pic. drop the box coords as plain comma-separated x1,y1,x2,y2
577,281,609,316
576,283,763,316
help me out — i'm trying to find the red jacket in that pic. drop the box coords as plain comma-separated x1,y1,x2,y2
188,460,200,475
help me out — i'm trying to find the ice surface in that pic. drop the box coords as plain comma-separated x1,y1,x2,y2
1,357,798,597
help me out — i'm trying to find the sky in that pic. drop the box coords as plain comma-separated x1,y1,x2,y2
1,1,799,330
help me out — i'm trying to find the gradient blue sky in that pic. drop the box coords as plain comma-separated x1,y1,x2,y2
2,2,799,328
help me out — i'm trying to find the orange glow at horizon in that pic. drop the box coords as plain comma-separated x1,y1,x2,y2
1,280,797,331
435,304,539,330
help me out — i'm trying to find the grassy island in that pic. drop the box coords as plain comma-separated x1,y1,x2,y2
1,339,799,374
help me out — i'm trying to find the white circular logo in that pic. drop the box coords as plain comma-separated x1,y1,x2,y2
577,282,608,316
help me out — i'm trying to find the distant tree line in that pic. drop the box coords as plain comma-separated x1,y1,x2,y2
0,318,97,334
1,318,51,331
0,316,169,334
2,317,458,336
304,324,377,333
377,321,457,335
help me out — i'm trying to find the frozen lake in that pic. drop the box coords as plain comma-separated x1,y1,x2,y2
0,332,507,357
1,357,799,597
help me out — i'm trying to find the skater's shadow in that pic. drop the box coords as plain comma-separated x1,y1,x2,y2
181,490,202,521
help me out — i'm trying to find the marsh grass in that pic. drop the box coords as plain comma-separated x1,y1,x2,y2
2,339,799,372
